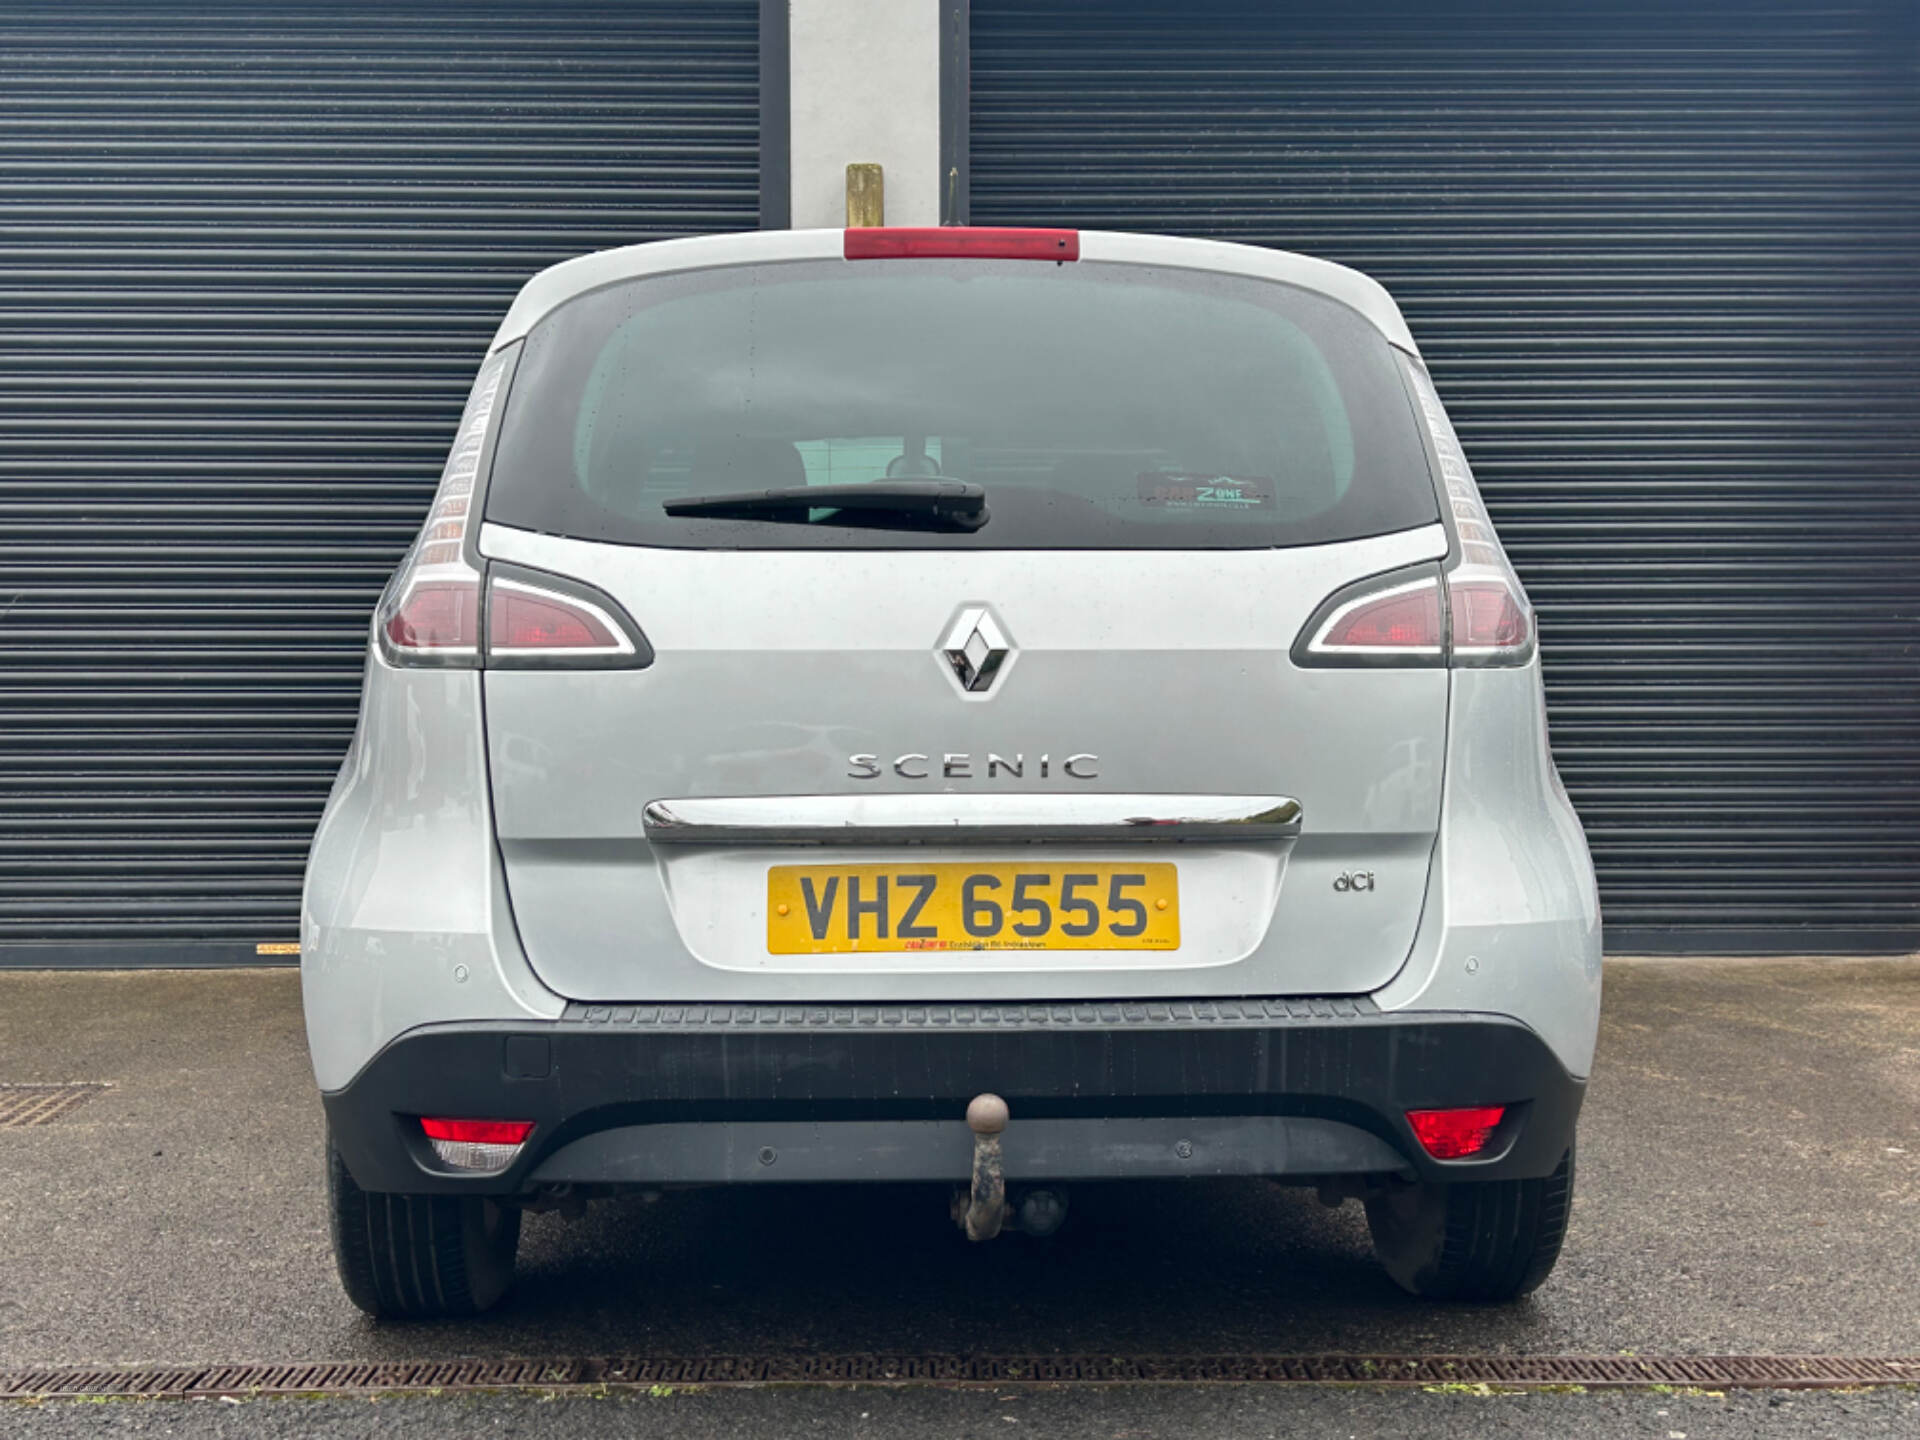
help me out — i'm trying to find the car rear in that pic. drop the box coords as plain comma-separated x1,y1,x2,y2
304,227,1601,1316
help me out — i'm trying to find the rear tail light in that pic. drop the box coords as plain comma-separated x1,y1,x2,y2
844,227,1079,261
383,579,480,654
420,1117,533,1172
1299,574,1444,661
1295,362,1539,668
1400,356,1536,667
1450,578,1531,652
482,569,652,669
376,352,509,667
487,576,640,663
1406,1105,1508,1160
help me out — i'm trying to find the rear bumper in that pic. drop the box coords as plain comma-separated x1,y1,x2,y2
322,998,1584,1194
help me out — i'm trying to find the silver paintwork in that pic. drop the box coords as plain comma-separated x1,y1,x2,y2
303,228,1600,1109
475,521,1445,1000
1373,660,1604,1076
641,793,1302,845
300,653,562,1093
488,228,1419,354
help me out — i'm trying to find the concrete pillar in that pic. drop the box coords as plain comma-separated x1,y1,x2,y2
786,0,942,228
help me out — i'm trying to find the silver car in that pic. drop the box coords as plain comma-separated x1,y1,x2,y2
305,226,1601,1318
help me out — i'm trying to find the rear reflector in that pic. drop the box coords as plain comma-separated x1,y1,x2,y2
420,1117,533,1172
844,227,1079,261
1406,1105,1508,1160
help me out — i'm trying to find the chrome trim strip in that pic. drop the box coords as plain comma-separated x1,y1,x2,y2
642,794,1303,845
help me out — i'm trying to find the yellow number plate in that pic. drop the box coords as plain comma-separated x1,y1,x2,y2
767,862,1179,954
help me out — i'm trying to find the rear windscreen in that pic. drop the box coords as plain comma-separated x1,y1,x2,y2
484,258,1437,550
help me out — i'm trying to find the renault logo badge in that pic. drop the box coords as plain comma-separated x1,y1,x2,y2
940,605,1014,695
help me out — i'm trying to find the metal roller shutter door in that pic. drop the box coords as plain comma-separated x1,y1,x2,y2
970,0,1920,953
0,1,759,966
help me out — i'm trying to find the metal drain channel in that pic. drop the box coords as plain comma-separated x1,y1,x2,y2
0,1083,109,1128
3,1354,1917,1398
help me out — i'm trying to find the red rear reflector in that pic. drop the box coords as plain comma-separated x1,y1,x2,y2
490,585,619,652
844,227,1079,261
1406,1105,1508,1160
384,579,480,651
419,1118,534,1146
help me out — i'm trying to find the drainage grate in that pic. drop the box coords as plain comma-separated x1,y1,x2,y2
0,1083,108,1129
2,1354,1917,1399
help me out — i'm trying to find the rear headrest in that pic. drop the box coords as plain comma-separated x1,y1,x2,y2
690,437,807,492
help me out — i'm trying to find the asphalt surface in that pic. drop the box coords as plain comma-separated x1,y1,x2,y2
1,957,1915,1435
7,1386,1920,1440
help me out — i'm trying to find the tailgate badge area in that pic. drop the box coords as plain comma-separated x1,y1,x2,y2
940,605,1014,696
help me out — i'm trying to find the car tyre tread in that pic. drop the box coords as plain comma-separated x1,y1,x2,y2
1365,1145,1574,1302
326,1131,519,1319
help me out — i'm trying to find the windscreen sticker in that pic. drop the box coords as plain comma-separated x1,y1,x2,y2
1136,472,1275,510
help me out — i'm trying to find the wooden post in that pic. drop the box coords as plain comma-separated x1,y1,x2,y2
846,163,884,227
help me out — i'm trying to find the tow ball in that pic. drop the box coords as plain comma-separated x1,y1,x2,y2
951,1093,1068,1241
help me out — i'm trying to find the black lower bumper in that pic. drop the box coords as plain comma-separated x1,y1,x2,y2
321,999,1584,1194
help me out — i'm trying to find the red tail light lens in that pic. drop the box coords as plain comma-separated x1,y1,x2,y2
485,576,642,664
420,1118,534,1145
1321,579,1443,651
383,580,480,652
844,227,1079,261
420,1117,534,1172
1406,1105,1508,1160
1449,576,1533,655
1295,565,1534,668
491,581,619,652
1398,354,1537,668
377,352,508,667
1298,574,1445,663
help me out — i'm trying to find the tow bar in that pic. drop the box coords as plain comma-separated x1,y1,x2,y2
958,1093,1010,1240
952,1093,1069,1241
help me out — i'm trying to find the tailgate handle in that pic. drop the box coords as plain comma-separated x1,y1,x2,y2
641,794,1302,846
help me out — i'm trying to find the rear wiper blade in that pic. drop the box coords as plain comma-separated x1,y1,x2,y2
663,480,989,532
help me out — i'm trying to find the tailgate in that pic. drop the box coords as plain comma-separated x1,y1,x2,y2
479,521,1448,1002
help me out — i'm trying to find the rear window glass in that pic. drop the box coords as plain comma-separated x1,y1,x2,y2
485,258,1436,549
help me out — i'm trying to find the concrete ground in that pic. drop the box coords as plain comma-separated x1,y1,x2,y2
1,957,1915,1437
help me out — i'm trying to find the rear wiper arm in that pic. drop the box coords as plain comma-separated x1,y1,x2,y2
663,480,988,532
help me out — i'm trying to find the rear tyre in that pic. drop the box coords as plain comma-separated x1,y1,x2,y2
1364,1147,1574,1302
326,1133,521,1318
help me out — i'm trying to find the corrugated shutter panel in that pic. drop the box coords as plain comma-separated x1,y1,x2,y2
970,0,1920,953
0,1,759,965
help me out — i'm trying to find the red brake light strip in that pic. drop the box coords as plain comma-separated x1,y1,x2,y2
844,227,1079,261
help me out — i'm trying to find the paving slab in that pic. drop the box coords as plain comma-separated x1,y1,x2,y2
0,958,1914,1369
